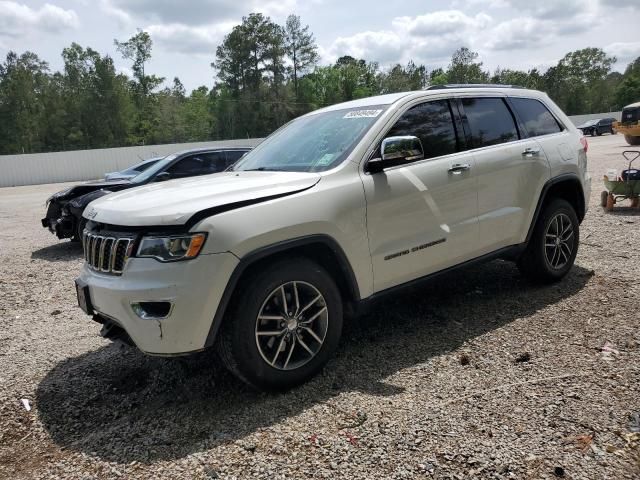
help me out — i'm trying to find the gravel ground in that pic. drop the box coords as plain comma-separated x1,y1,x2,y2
1,134,639,480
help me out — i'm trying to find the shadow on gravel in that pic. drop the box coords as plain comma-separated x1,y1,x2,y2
36,260,593,464
31,241,83,262
606,207,640,217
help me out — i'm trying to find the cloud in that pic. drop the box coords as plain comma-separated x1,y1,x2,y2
0,1,79,37
325,10,492,67
327,31,405,65
605,42,640,63
146,23,233,55
392,11,491,37
103,0,296,26
483,6,600,51
599,0,638,8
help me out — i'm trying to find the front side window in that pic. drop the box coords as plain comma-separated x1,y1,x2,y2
385,100,458,159
462,97,518,148
134,159,159,173
231,106,387,173
225,150,248,167
510,97,562,137
131,154,177,183
167,154,220,177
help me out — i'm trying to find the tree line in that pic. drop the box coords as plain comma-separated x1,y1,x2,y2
1,12,639,155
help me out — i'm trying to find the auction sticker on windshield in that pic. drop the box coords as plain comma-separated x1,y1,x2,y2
344,109,383,119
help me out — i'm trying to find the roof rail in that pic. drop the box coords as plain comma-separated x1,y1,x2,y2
425,84,526,90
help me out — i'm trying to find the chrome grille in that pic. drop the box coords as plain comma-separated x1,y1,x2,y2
82,231,134,275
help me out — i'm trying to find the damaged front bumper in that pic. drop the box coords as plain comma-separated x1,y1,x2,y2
75,252,239,355
41,200,76,239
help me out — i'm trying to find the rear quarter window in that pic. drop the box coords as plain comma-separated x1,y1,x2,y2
461,97,519,148
510,97,563,137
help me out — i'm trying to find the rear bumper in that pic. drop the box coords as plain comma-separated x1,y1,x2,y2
76,252,239,355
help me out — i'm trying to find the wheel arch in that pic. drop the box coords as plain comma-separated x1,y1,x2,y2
204,235,361,348
526,173,585,245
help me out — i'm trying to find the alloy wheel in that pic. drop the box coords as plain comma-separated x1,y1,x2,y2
544,213,574,269
255,281,329,370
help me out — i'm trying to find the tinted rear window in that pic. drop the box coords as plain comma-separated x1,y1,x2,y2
386,99,458,159
510,97,562,137
462,98,518,148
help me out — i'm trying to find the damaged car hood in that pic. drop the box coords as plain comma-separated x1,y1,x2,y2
48,179,131,202
84,171,321,227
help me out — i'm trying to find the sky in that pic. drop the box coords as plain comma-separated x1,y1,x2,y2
0,0,639,91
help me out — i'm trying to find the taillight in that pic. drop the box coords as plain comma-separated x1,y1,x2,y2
580,136,588,153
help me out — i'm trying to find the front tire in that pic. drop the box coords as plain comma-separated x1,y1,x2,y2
72,217,87,243
217,258,343,390
518,199,579,283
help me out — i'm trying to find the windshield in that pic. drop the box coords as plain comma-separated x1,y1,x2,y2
231,106,387,172
131,154,178,183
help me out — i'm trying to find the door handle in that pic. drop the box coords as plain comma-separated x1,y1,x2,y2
448,163,471,174
522,147,541,156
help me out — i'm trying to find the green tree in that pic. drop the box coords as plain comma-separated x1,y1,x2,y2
615,57,640,107
284,14,318,100
60,43,132,149
0,51,49,154
115,30,164,144
378,61,428,93
545,48,616,114
446,47,489,84
491,68,543,89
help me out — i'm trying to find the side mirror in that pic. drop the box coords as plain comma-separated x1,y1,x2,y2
366,136,424,174
155,171,171,182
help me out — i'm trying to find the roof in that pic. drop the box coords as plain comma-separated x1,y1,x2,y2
314,92,414,113
172,145,253,156
624,101,640,109
310,85,544,116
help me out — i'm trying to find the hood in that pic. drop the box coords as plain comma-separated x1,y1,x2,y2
84,171,321,227
49,179,131,202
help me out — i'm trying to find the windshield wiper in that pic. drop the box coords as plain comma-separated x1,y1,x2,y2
242,167,289,172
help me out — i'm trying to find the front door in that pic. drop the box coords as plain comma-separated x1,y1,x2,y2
361,99,480,293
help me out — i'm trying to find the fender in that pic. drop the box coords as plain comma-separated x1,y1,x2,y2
204,234,360,348
524,173,585,245
68,189,115,217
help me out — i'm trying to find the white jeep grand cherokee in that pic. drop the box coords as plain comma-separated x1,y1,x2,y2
76,85,591,390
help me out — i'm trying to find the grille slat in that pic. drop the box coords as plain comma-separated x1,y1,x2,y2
82,231,133,276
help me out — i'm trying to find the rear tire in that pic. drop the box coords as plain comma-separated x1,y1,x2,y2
217,257,343,390
625,135,640,146
600,191,609,207
518,199,579,283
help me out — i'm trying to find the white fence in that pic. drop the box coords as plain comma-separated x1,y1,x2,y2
0,139,262,188
0,111,625,188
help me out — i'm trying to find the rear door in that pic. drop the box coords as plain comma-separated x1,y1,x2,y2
457,96,550,252
361,98,480,292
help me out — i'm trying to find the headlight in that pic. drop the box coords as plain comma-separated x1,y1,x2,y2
136,233,207,262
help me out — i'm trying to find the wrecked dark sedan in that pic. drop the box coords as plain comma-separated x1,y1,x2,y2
41,146,252,241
